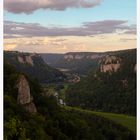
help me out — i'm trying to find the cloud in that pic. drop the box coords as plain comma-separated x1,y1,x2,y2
4,33,136,53
11,27,25,31
48,39,67,46
4,34,23,39
8,39,87,53
120,38,136,42
4,20,136,38
4,0,101,14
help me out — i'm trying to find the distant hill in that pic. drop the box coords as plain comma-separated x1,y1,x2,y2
66,49,136,115
40,53,64,65
40,52,107,75
4,51,66,84
40,49,136,75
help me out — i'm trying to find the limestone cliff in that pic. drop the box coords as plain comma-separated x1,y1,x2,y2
100,55,121,73
18,55,34,66
17,75,37,114
63,52,106,61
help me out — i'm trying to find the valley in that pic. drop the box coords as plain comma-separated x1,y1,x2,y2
4,48,136,140
3,0,137,139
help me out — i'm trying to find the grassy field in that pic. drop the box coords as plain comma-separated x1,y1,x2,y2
64,106,136,133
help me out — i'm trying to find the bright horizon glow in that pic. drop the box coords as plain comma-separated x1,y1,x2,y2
4,48,137,54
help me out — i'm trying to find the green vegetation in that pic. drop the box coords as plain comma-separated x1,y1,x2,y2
58,84,69,100
64,106,136,132
4,62,136,140
54,58,99,75
66,49,136,115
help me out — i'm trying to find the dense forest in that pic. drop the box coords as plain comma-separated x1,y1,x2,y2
66,49,136,115
4,62,136,140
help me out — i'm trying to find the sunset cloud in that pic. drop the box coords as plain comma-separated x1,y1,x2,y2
4,33,136,53
4,0,101,14
4,20,136,38
4,0,136,53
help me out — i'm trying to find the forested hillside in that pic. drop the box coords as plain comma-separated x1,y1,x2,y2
4,62,136,140
4,51,66,84
66,49,136,115
40,49,136,76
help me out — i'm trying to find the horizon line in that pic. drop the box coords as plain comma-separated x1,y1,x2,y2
4,48,137,54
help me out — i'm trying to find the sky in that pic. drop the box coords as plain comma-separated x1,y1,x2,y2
4,0,136,53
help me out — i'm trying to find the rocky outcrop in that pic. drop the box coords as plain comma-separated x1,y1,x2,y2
64,55,74,60
87,54,105,59
64,53,105,61
18,55,34,66
100,55,121,73
75,54,85,59
24,103,37,114
16,75,37,114
25,56,34,66
100,63,121,73
18,56,25,64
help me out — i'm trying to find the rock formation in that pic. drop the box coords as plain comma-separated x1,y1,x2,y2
18,56,25,64
64,54,74,60
18,55,34,66
25,56,34,66
100,55,121,73
16,75,37,114
63,53,105,61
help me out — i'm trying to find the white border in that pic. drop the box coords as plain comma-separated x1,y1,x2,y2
137,0,140,139
0,0,3,139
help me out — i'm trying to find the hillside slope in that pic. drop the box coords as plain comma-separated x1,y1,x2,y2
4,51,66,84
66,49,136,115
64,106,136,132
40,49,136,76
40,52,107,75
4,62,136,140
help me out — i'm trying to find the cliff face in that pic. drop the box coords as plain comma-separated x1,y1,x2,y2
5,51,66,84
17,75,31,104
17,75,37,114
63,52,105,61
18,55,34,66
100,55,121,73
